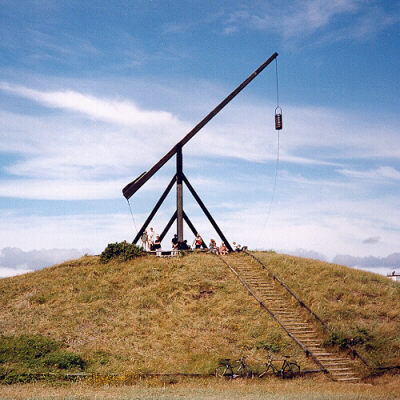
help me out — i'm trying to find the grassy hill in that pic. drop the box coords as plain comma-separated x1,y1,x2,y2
252,252,400,368
0,251,399,380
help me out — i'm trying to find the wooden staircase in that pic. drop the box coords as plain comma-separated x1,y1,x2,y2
223,254,361,383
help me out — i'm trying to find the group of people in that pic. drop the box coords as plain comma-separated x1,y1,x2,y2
208,239,227,255
208,240,242,255
141,228,243,254
140,227,161,251
171,234,191,251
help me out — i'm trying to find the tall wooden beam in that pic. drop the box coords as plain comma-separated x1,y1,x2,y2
176,146,183,241
122,52,278,200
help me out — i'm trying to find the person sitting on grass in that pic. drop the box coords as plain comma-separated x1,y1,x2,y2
233,242,242,252
208,239,218,254
177,239,190,250
193,233,203,249
153,235,162,256
171,234,178,249
153,235,161,250
219,241,228,255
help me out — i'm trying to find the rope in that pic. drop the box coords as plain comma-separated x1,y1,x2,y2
275,58,280,107
263,130,280,227
264,58,281,228
126,198,138,235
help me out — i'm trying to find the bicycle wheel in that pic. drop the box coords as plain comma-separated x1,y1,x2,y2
289,362,300,377
215,366,227,378
258,365,270,378
242,366,253,378
216,365,233,379
282,362,300,379
236,365,253,378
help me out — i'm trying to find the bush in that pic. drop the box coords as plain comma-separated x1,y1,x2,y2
42,351,85,369
100,241,144,264
324,328,374,350
255,340,280,353
0,335,59,366
0,334,85,382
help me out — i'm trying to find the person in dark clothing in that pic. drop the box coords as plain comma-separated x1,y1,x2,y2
171,234,178,249
177,240,190,250
153,235,161,250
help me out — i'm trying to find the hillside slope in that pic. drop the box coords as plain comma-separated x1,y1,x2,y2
0,252,399,376
252,252,400,367
0,253,310,375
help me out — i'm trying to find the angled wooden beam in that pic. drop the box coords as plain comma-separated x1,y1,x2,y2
132,175,176,244
159,211,177,242
122,52,278,200
182,211,208,249
182,173,233,252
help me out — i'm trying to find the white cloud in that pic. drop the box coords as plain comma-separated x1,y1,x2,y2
223,1,398,44
1,82,400,204
0,247,90,278
0,82,183,128
332,253,400,268
338,166,400,182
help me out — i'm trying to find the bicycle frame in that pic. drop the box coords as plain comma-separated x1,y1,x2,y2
259,356,300,379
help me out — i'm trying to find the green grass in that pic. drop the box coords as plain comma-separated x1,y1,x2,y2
0,335,84,383
0,251,399,381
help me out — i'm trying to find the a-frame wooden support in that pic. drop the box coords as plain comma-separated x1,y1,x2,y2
125,52,279,253
132,147,230,251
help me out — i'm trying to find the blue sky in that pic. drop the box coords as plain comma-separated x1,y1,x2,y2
1,0,400,277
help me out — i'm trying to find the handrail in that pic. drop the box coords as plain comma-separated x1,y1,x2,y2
243,250,370,367
216,255,328,374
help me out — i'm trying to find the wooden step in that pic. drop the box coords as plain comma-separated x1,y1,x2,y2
229,256,361,383
335,377,361,382
328,368,351,371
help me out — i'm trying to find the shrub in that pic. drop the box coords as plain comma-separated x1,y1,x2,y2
324,328,374,350
0,334,59,366
0,334,85,382
42,351,85,369
255,340,280,353
100,241,144,264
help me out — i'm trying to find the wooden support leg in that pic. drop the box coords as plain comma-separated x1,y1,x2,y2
159,211,178,243
183,211,208,249
132,175,176,244
182,173,233,252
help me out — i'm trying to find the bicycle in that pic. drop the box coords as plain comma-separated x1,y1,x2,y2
215,357,253,379
259,355,300,379
234,356,253,378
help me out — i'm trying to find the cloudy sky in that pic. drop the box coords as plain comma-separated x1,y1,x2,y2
1,0,400,277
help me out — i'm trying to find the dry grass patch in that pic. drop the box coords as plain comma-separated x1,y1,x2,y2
1,375,400,400
0,253,310,376
252,251,400,367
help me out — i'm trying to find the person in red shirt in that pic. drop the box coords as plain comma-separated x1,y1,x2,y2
193,233,203,249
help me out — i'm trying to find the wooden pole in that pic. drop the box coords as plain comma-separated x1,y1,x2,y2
176,145,183,241
123,52,278,200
